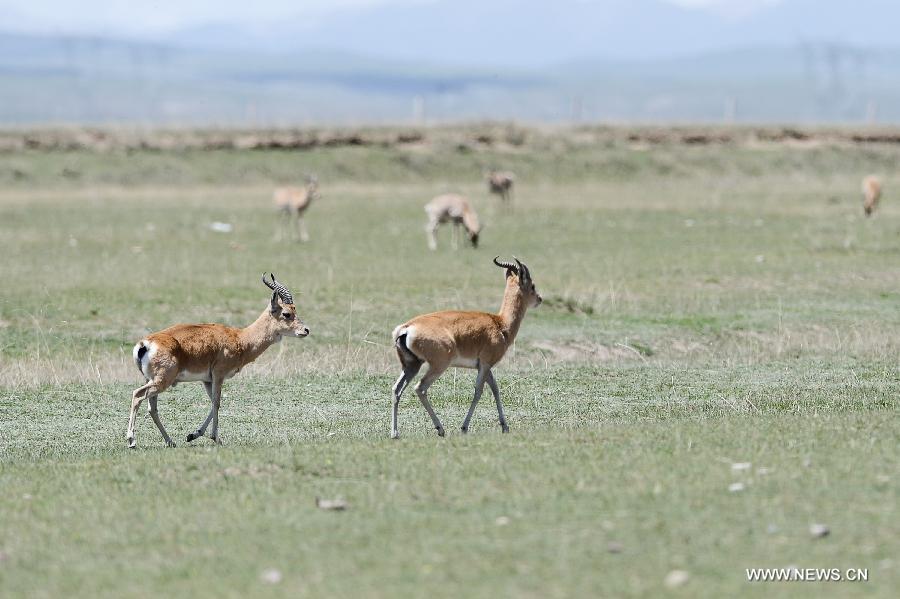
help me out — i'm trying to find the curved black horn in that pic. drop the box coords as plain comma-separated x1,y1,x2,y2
493,256,518,273
261,272,294,305
513,257,530,282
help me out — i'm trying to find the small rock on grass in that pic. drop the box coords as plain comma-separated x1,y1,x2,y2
606,541,624,554
728,482,745,493
316,497,348,511
260,568,282,584
731,462,751,472
809,523,830,538
664,569,690,588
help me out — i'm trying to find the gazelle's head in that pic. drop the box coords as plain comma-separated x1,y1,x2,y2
494,256,542,307
262,273,310,338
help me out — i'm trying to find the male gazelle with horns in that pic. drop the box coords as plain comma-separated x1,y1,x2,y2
390,257,542,438
128,274,309,448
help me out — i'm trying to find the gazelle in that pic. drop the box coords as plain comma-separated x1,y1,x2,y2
486,170,515,203
862,175,882,217
127,274,309,448
390,256,542,438
275,175,320,241
425,193,481,250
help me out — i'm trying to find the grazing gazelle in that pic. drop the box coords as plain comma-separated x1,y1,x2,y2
425,193,481,250
274,175,320,241
862,175,882,217
127,274,309,448
486,170,515,203
390,256,542,438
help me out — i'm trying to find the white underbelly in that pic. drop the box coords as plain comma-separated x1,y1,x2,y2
176,370,211,382
450,356,479,369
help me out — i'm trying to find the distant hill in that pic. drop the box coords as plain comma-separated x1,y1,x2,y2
2,31,900,125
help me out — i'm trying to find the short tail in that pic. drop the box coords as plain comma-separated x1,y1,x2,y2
133,340,149,375
393,326,422,369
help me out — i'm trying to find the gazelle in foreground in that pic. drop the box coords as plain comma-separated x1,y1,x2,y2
862,175,882,217
390,256,541,438
486,170,515,203
274,175,320,241
425,193,481,250
128,274,309,448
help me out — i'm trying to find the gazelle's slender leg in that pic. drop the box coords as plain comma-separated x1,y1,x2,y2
187,382,215,442
298,214,310,242
208,378,223,443
426,220,438,250
461,362,488,433
485,370,509,433
148,394,176,447
414,365,447,437
451,223,459,250
126,382,153,448
391,363,422,439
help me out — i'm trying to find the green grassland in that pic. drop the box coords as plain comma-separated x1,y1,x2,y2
0,128,898,597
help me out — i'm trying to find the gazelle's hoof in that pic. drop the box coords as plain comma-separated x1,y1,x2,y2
166,441,177,448
186,431,201,442
460,426,469,434
127,438,136,449
390,431,400,439
501,425,510,434
436,427,445,437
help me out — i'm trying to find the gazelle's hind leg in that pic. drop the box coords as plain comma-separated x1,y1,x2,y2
485,370,509,433
127,381,154,448
414,364,448,437
391,361,423,439
148,395,176,447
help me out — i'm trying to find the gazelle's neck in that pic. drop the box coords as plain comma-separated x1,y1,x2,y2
238,309,281,364
498,277,528,341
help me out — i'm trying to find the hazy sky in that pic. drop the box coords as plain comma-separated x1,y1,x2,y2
2,0,895,65
1,0,788,35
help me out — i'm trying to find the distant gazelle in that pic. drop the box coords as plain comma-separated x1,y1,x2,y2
128,274,309,448
486,170,515,203
275,175,320,241
862,175,882,217
390,256,542,438
425,193,481,250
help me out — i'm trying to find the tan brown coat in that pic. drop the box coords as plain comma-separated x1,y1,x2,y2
390,257,541,438
127,275,308,448
862,175,882,216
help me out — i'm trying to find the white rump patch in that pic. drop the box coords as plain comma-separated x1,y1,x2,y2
133,339,156,379
403,326,417,349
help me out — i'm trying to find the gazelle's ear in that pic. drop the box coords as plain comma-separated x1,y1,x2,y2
270,292,280,313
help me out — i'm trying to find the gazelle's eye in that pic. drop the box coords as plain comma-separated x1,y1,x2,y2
282,312,293,320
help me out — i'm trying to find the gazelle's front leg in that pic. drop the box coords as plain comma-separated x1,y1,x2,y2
298,215,310,242
461,362,488,433
485,370,509,433
187,381,215,442
208,378,224,443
